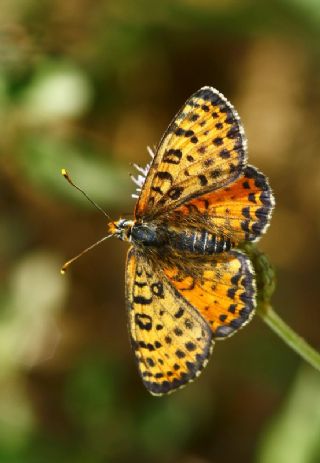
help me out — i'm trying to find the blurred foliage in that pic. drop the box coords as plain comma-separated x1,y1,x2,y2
258,367,320,463
0,0,320,462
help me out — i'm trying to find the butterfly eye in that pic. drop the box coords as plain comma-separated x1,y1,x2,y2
114,219,134,242
117,219,125,227
126,227,132,239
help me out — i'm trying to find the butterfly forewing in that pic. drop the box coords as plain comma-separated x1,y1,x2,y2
135,86,247,220
126,248,214,395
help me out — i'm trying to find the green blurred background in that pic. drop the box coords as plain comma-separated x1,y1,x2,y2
1,1,320,462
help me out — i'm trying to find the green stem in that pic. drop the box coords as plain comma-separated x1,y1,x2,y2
257,303,320,373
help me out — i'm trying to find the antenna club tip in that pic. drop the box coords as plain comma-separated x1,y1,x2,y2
60,267,66,275
61,168,67,176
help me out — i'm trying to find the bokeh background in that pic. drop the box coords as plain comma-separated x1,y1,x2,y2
1,1,320,462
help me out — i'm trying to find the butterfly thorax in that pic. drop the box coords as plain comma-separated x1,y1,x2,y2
110,218,233,255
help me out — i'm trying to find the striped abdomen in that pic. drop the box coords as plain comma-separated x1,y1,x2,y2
167,229,233,255
130,222,233,255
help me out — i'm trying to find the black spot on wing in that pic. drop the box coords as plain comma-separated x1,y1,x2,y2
167,187,184,200
133,295,152,305
189,113,199,122
155,171,174,183
242,207,250,219
198,146,207,154
151,282,164,298
204,158,213,167
248,192,256,203
198,174,208,186
185,342,196,351
135,313,153,331
163,149,182,164
174,307,185,318
219,148,231,159
213,137,223,146
174,328,183,336
226,126,239,139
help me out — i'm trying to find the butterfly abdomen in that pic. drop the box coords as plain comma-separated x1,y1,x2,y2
131,222,232,255
167,229,233,255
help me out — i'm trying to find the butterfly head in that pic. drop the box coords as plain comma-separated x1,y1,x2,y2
108,219,134,242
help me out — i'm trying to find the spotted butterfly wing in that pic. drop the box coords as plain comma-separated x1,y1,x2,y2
135,86,247,220
126,248,214,395
163,250,256,339
126,247,256,394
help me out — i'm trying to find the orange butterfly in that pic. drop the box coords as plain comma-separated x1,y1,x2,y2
63,87,274,395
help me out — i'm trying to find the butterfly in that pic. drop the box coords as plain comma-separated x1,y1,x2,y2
63,86,274,395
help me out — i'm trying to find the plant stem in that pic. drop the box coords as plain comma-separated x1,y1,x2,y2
257,303,320,373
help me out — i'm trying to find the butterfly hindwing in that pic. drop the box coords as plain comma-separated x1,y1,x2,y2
135,86,247,219
125,247,214,395
168,165,274,244
163,250,256,339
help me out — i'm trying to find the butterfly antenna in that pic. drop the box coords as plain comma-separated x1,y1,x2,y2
61,234,113,274
61,168,111,220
